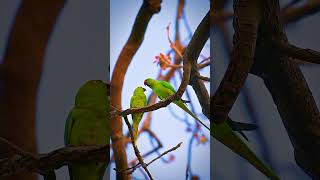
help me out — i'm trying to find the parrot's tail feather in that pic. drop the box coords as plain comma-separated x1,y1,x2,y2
175,101,210,132
133,123,139,142
212,122,280,180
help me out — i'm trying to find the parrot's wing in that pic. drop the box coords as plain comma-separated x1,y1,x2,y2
159,80,176,93
64,109,75,145
130,95,136,108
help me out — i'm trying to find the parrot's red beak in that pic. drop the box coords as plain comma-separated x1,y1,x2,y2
144,80,147,86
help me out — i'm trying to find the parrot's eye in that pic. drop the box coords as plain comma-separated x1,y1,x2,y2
142,88,146,91
144,80,147,86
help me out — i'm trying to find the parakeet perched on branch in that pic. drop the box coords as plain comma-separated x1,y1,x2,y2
144,78,210,131
130,86,147,142
144,78,279,180
64,80,110,180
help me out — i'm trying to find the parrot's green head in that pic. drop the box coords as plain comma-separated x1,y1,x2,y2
133,86,146,95
75,80,108,109
144,78,157,89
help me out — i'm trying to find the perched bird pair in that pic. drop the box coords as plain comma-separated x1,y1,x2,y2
142,78,280,180
64,79,279,180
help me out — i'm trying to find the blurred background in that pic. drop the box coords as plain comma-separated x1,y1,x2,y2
1,0,109,179
212,1,319,180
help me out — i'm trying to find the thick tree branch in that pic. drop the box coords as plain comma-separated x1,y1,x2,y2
0,138,109,177
110,0,161,179
211,0,262,123
251,0,320,178
0,1,66,180
281,0,320,24
273,40,320,64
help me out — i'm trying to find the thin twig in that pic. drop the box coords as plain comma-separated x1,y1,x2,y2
195,74,210,82
116,142,182,174
123,116,153,180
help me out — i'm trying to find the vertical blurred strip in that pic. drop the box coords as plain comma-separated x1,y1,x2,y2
0,1,66,180
106,1,111,179
210,0,214,179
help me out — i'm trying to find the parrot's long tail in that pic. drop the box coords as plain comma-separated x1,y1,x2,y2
174,100,210,131
212,122,280,180
133,123,139,142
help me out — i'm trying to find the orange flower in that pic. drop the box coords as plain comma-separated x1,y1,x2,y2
153,53,172,70
199,135,208,144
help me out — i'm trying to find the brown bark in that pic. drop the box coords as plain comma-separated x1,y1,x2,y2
0,138,109,177
212,0,320,178
252,0,320,177
0,1,66,180
110,0,161,179
212,0,262,123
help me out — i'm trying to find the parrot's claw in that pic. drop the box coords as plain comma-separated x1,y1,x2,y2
181,99,191,103
227,117,258,141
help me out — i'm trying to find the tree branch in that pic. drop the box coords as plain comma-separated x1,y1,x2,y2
123,116,153,179
116,142,182,175
0,1,66,180
281,0,320,24
211,0,262,123
251,0,320,178
0,138,109,177
273,40,320,64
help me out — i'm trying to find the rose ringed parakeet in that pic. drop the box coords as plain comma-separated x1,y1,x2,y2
144,78,279,180
144,78,210,131
130,86,147,142
64,80,110,180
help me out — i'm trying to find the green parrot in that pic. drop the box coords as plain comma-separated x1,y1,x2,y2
144,78,279,180
130,86,147,142
64,80,110,180
144,78,210,131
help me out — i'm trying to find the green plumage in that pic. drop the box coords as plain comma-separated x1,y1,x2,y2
144,78,279,180
64,80,110,180
212,122,279,180
144,78,209,130
130,87,147,142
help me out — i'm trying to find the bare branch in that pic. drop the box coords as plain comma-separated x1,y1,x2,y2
116,142,182,175
212,0,261,123
282,0,320,24
274,40,320,64
0,138,109,177
123,116,153,179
